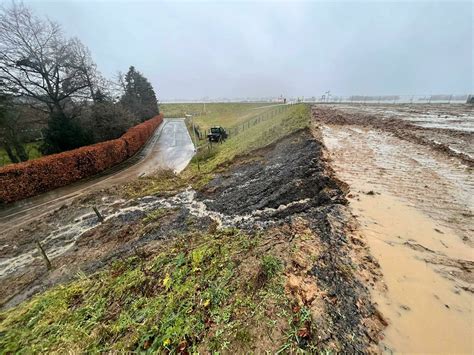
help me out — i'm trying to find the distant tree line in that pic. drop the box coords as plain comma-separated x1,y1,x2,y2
0,2,159,163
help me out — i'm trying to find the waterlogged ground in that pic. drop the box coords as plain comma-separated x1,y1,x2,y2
320,104,474,163
333,103,474,132
314,105,473,353
0,129,385,352
5,103,470,352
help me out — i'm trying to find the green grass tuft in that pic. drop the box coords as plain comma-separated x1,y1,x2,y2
261,255,284,279
0,230,294,353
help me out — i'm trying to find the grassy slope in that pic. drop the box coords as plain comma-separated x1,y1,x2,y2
1,231,295,353
160,102,280,133
0,104,312,353
189,104,309,172
0,141,43,167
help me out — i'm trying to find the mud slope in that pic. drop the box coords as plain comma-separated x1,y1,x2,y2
1,128,384,352
199,129,384,351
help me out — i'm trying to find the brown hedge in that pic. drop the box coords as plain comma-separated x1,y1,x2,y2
0,114,163,204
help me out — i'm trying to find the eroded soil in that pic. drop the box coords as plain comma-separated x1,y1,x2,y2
314,104,474,165
313,105,473,353
0,129,384,352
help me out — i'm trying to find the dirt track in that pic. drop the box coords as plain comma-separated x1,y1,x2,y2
313,104,473,353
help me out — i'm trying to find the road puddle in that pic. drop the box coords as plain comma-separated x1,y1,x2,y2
321,124,473,353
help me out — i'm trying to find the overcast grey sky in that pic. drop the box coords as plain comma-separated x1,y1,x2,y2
14,0,474,99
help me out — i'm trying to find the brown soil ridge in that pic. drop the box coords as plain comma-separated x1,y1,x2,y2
311,105,474,167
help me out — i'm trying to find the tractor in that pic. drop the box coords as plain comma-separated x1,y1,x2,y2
207,126,228,143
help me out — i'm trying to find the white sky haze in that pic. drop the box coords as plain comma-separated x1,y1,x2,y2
12,0,474,100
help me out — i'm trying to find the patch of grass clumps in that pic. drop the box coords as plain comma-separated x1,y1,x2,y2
0,230,297,353
122,169,188,198
0,141,43,167
261,255,283,279
142,208,168,224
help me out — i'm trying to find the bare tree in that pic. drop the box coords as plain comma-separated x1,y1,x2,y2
70,38,110,102
0,2,93,115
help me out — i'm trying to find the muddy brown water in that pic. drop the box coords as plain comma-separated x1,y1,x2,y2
321,123,473,353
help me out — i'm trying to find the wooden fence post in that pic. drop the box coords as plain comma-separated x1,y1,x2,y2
93,206,104,223
36,240,52,270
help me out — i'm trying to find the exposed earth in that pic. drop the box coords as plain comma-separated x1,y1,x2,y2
316,104,474,165
313,104,473,353
0,124,385,352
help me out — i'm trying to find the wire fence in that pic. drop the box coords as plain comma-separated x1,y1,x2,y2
221,104,291,138
188,103,294,159
303,94,471,105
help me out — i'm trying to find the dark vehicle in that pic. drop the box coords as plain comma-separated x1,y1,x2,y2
207,126,228,143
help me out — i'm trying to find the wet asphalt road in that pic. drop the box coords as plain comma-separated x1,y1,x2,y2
0,118,195,234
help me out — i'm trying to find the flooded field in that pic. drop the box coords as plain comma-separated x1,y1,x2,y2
332,103,474,132
320,104,474,163
315,104,473,353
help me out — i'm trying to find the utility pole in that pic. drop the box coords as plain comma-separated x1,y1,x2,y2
325,90,331,103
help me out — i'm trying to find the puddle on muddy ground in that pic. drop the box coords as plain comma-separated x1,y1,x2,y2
322,124,474,353
353,192,473,353
316,105,474,163
333,104,474,132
